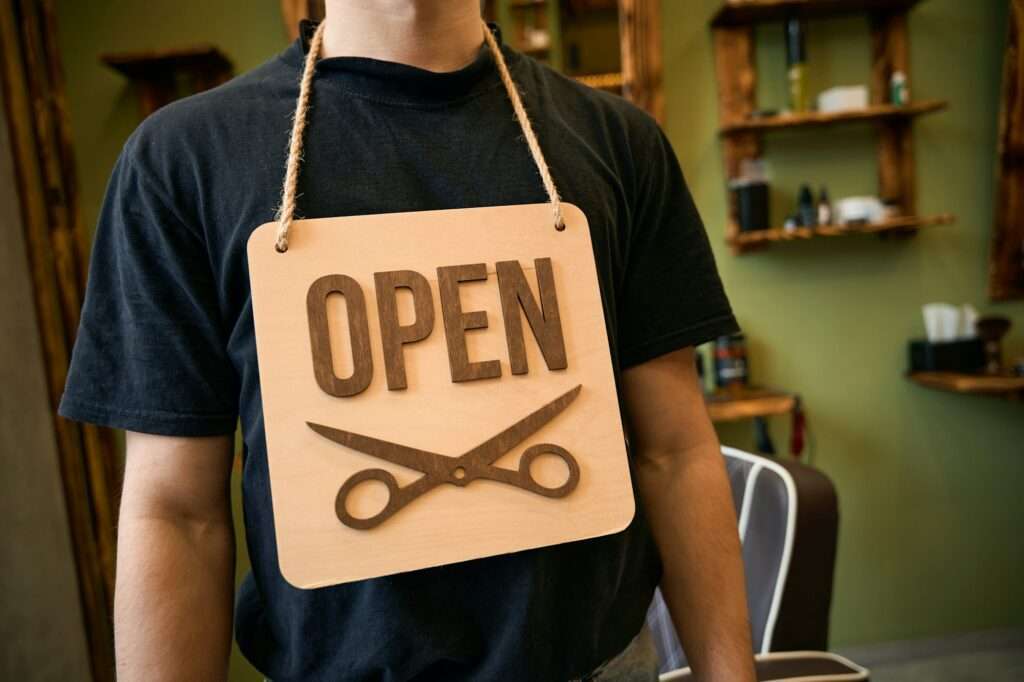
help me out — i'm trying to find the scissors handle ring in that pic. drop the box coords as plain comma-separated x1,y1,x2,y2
335,468,403,530
517,444,580,498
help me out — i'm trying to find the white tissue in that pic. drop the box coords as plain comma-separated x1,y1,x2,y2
922,303,978,343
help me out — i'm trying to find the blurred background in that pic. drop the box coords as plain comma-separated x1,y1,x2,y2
2,0,1022,680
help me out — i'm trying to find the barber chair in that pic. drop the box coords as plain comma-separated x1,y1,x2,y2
646,447,869,681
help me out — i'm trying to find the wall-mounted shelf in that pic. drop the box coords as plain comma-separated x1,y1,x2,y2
710,0,953,255
101,45,230,80
521,45,552,56
711,0,923,27
101,45,232,117
719,99,947,136
574,71,624,91
909,372,1024,399
706,387,797,422
729,213,953,253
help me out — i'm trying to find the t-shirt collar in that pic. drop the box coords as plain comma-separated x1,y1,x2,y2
279,20,512,105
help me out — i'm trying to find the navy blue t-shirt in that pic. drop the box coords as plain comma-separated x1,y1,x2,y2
60,24,738,682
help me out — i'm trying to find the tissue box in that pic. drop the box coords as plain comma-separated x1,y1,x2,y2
908,338,985,373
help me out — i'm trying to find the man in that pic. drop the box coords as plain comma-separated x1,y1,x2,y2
60,1,755,680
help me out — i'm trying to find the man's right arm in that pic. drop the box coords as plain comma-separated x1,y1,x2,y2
116,432,236,681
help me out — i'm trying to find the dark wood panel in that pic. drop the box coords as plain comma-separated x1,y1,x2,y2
712,25,761,245
990,0,1024,301
619,0,664,123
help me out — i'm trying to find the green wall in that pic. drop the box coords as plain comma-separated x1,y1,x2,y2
57,0,288,241
56,1,1022,678
664,0,1024,646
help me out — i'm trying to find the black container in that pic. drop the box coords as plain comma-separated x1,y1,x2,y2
908,338,985,373
734,181,770,232
797,184,817,227
785,17,806,66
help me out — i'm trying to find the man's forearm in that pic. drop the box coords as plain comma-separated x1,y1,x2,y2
636,436,755,682
115,513,235,681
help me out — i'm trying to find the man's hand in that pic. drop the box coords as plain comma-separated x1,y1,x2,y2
622,347,756,682
116,432,236,681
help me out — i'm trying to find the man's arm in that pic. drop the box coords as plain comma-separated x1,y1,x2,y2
116,432,236,681
622,347,755,682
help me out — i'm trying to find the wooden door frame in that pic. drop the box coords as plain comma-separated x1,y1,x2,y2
0,1,118,680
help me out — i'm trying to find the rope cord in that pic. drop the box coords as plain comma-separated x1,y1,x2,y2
275,21,326,252
480,21,564,232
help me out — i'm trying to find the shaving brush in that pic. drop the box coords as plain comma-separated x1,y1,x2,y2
975,316,1011,375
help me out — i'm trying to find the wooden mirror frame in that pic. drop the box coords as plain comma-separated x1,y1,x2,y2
280,0,663,123
990,0,1024,301
0,1,118,679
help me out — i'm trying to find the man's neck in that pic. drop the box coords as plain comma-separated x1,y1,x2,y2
321,1,484,72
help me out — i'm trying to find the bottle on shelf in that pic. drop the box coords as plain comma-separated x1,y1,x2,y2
785,18,809,113
890,70,909,106
817,186,833,226
797,184,817,227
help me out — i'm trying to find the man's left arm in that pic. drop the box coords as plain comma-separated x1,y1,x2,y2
621,346,756,682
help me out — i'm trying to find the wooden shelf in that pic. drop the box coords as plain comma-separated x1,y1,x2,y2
909,372,1024,399
706,387,797,422
711,0,923,27
101,45,231,80
101,45,233,117
521,45,552,56
712,0,949,257
728,213,954,253
573,72,624,90
720,99,947,136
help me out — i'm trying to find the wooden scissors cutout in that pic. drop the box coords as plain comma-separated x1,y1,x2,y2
307,384,582,530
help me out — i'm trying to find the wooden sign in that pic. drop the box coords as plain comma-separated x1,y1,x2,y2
248,203,633,588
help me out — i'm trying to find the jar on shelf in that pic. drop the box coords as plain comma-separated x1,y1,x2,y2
714,334,749,389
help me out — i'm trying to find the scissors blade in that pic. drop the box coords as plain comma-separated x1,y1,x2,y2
307,421,454,475
461,384,582,467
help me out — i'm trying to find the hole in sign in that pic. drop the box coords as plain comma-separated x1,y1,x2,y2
528,452,571,489
344,479,391,520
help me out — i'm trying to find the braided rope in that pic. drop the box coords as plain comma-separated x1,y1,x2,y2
274,21,326,252
481,21,564,231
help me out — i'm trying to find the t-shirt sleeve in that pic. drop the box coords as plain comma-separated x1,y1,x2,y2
58,133,239,436
616,120,739,369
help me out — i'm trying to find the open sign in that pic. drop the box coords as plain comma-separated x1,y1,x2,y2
305,257,567,398
248,203,633,588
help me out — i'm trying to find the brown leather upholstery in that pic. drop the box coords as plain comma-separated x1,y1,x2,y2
770,458,839,653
